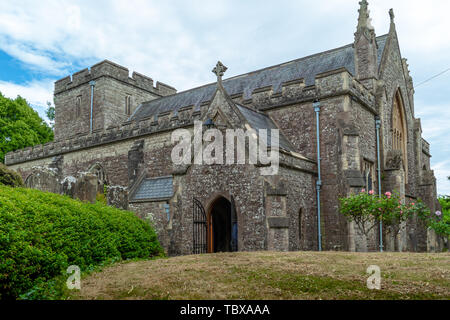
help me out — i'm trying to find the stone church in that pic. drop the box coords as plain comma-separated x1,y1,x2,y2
5,1,444,254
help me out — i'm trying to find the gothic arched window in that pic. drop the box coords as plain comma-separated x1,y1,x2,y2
89,163,107,193
76,95,82,119
392,90,408,178
362,161,374,192
125,95,131,116
298,208,302,241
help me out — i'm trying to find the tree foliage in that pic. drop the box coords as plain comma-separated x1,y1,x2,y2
45,101,55,129
0,92,54,163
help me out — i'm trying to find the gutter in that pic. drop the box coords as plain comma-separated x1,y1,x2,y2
375,116,383,252
313,100,322,251
89,80,96,133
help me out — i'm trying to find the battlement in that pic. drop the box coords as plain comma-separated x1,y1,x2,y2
420,169,436,186
252,68,376,112
54,60,176,96
422,138,431,156
5,106,201,166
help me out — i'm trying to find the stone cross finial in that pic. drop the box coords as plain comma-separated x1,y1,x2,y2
212,61,228,83
389,8,395,23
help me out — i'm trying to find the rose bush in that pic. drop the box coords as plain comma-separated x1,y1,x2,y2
340,190,448,246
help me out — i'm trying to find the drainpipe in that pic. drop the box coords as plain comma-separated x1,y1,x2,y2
89,80,96,134
313,100,322,252
375,116,383,252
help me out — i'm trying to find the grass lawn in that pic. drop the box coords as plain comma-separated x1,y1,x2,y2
70,251,450,300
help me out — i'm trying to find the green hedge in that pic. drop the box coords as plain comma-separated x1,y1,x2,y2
0,163,23,187
0,186,163,299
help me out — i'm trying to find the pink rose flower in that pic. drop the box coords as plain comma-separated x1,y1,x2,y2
385,192,392,199
361,189,366,193
369,190,374,195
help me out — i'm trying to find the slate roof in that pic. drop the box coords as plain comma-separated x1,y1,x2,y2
236,104,293,151
130,34,389,122
131,176,173,201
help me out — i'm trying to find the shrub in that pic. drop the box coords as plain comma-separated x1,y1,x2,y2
340,189,448,244
0,163,23,187
0,186,164,299
339,190,414,246
428,196,449,238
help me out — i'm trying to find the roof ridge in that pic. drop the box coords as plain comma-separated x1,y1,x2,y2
140,34,389,108
225,33,389,82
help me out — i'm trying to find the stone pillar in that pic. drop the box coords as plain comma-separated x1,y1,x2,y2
353,0,378,90
419,170,439,252
383,150,406,252
128,139,145,188
340,125,369,252
265,179,289,252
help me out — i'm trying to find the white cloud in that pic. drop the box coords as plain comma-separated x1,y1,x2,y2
432,160,450,196
0,0,448,89
0,79,54,120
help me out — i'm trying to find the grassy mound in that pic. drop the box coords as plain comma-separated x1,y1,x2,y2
0,186,163,299
71,251,450,300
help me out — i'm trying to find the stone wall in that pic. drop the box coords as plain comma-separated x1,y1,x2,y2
53,60,176,141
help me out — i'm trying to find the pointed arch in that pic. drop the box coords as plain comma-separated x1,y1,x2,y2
203,192,239,253
391,89,408,180
24,173,35,188
88,163,108,193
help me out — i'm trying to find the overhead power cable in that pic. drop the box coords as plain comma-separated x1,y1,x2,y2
415,68,450,88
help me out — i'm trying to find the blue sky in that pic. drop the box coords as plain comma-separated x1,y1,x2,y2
0,0,449,194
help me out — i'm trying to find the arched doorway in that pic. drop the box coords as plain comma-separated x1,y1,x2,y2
207,196,238,253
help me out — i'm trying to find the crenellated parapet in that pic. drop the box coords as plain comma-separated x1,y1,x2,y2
54,60,176,96
254,68,375,113
420,170,436,186
422,138,431,156
5,107,200,166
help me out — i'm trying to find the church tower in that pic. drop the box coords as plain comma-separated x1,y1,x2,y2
353,0,378,90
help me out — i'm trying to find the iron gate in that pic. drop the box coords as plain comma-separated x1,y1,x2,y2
193,198,207,254
230,196,238,252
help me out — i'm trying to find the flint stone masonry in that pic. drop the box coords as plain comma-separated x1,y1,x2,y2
53,60,176,141
6,2,445,254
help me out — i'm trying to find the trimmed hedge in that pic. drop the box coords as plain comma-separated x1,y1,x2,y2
0,163,23,187
0,186,163,299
